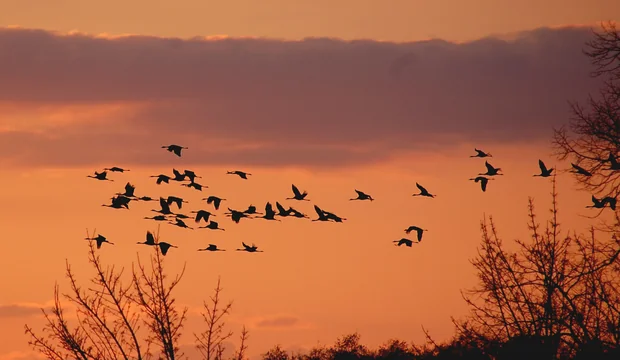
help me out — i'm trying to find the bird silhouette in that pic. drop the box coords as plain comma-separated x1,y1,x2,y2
183,182,206,191
144,215,168,221
183,169,202,183
236,242,263,252
350,189,374,201
469,176,493,192
152,197,174,215
116,182,136,198
479,161,503,176
198,244,225,252
162,144,187,157
151,174,171,185
394,238,415,247
191,210,215,223
200,221,225,231
85,234,114,249
275,202,292,217
88,171,113,181
166,196,188,210
288,207,309,218
137,196,156,202
104,167,130,173
243,205,262,215
261,202,281,221
606,153,620,171
137,231,157,246
203,196,226,210
470,148,492,158
226,208,249,223
102,196,131,209
174,213,191,219
157,242,178,256
534,160,554,177
171,169,187,182
170,218,193,230
312,205,331,222
287,184,309,201
404,226,428,242
412,183,436,198
570,163,592,177
324,211,346,222
227,170,251,179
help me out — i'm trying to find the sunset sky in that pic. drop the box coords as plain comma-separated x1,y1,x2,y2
1,1,620,360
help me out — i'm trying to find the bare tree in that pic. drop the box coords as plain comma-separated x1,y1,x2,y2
459,176,620,357
234,326,249,360
24,228,249,360
552,21,620,214
194,276,234,360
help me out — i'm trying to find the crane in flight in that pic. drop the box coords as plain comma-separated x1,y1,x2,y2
350,189,374,201
170,218,193,230
104,167,130,173
393,238,415,247
534,160,554,177
287,184,309,201
116,182,137,198
470,148,492,158
236,242,263,253
152,197,174,215
199,221,225,231
102,196,131,209
261,202,281,221
88,171,113,181
412,183,436,198
157,242,178,256
183,182,206,191
203,196,226,210
166,196,188,210
479,161,503,176
198,244,225,252
162,144,188,157
144,215,168,221
469,176,493,192
227,170,251,179
183,169,202,183
404,225,427,242
137,231,157,246
85,234,114,249
570,163,592,177
191,210,216,223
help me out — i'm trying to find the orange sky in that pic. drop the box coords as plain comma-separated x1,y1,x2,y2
1,2,619,360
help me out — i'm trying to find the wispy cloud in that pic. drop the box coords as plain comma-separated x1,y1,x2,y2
0,303,48,318
0,26,603,168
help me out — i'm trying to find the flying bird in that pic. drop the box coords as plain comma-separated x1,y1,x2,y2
198,244,225,252
102,196,131,209
87,171,113,181
162,144,187,157
404,225,427,242
152,197,174,215
275,202,292,217
227,170,251,179
479,161,503,176
203,196,226,210
412,183,436,198
534,159,554,177
226,208,250,223
287,184,309,201
200,221,225,231
606,153,620,171
151,174,171,185
157,242,178,256
85,234,114,249
183,182,206,191
166,196,188,210
116,182,136,198
261,202,281,221
393,238,414,247
236,242,263,253
144,215,169,221
104,167,130,173
183,169,202,183
243,205,262,215
171,169,187,182
469,176,493,192
570,163,592,177
137,196,156,202
470,148,492,158
137,231,157,246
191,210,215,223
350,189,374,201
170,218,193,230
312,205,331,222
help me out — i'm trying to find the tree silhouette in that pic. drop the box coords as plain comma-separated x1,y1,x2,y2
194,276,234,360
459,176,620,358
24,228,249,360
552,21,620,219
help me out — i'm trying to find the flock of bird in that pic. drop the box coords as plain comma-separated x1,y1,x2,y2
84,144,618,254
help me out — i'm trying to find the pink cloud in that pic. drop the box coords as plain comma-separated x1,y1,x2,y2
0,26,605,168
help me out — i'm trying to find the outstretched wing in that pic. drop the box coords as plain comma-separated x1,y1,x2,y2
314,205,324,216
416,183,427,193
538,159,548,173
146,231,155,244
276,202,286,213
485,161,494,172
292,184,301,197
355,189,365,197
